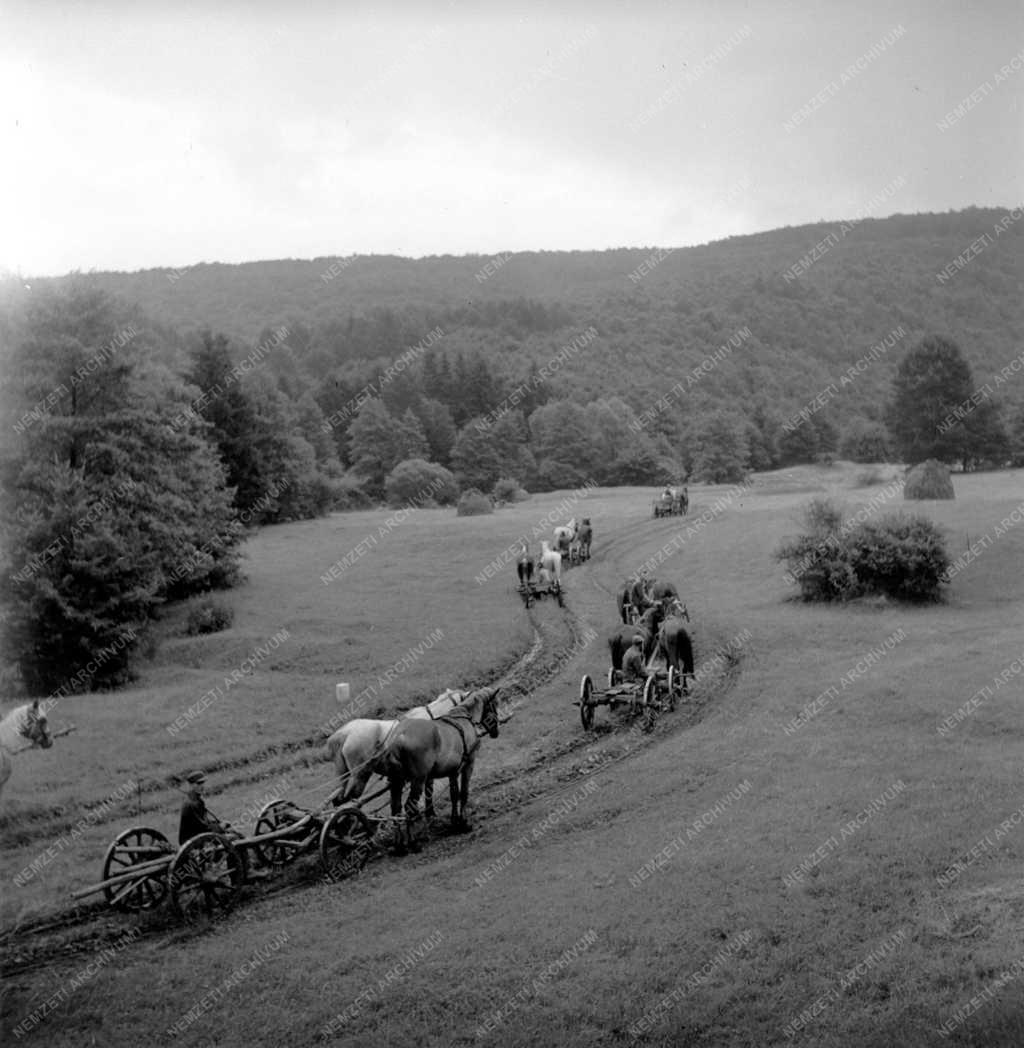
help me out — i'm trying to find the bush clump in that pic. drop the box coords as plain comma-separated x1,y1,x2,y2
456,488,494,516
904,459,955,500
186,599,234,636
492,477,529,503
385,458,459,508
777,497,950,602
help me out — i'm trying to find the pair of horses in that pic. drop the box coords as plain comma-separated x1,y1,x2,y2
516,541,562,589
0,699,53,802
611,580,694,692
324,685,502,852
554,517,593,561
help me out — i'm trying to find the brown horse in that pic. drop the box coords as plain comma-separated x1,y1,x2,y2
654,615,695,694
608,606,662,670
381,687,501,853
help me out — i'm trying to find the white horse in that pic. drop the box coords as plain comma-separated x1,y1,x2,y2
0,699,53,802
553,518,577,556
539,540,563,586
324,687,481,816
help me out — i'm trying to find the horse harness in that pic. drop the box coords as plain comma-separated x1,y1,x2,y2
436,711,479,772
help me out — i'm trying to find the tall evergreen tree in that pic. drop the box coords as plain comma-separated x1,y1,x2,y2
415,397,457,466
348,398,401,495
1,287,241,692
188,331,264,510
886,335,976,465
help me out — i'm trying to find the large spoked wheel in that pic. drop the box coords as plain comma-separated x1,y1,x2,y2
320,806,375,882
102,826,174,912
169,832,245,922
579,674,595,731
667,667,679,711
641,675,659,732
252,800,309,867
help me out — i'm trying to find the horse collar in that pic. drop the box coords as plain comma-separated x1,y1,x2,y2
438,713,474,768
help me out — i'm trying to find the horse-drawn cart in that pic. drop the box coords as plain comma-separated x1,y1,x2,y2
72,788,379,922
517,577,565,609
575,666,683,733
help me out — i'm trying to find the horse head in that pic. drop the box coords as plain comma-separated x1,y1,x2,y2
23,700,52,749
464,688,500,739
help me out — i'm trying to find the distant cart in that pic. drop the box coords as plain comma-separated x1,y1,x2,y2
517,577,565,609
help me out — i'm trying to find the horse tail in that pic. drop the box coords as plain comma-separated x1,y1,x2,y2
608,634,623,671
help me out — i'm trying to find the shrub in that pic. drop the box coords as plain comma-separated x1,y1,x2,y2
385,459,459,508
186,599,234,636
492,477,523,503
456,488,494,516
904,459,954,500
776,497,949,602
854,468,884,488
332,473,376,511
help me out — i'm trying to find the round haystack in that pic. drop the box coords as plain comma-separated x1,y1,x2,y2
904,459,955,500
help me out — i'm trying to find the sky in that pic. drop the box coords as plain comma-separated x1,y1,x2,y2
1,0,1021,276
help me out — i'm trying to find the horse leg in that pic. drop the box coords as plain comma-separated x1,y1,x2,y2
456,760,475,833
449,773,463,831
681,632,695,693
404,778,424,853
388,776,409,855
425,776,436,822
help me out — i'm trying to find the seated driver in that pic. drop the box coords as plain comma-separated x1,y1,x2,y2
622,635,647,683
179,771,233,844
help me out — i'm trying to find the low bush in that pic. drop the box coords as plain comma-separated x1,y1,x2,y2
332,473,376,511
776,497,950,602
492,477,527,503
186,599,234,636
854,468,884,488
457,488,494,516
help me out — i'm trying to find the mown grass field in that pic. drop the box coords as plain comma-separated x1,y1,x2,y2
5,464,1024,1047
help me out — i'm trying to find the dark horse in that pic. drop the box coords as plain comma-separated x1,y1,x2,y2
654,615,695,694
381,687,500,853
516,543,535,587
608,606,662,671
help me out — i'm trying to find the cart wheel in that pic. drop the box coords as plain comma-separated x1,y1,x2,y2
667,667,678,711
320,806,375,882
579,675,595,731
169,832,245,922
252,800,308,867
102,826,173,912
642,675,661,731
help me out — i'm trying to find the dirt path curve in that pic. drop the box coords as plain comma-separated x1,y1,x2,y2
1,509,745,975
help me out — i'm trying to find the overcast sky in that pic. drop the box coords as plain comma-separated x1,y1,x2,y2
1,0,1021,276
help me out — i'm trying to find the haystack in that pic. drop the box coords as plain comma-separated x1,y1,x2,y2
904,459,954,500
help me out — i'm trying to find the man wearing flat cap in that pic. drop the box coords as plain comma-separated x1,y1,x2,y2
178,770,233,845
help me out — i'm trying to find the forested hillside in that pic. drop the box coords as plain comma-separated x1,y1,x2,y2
7,207,1019,428
1,207,1020,691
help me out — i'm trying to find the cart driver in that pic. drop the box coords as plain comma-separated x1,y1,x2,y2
178,771,234,845
622,635,647,683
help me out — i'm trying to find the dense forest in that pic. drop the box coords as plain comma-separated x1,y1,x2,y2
1,206,1021,691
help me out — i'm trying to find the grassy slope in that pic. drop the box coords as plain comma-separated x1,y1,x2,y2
5,467,1024,1046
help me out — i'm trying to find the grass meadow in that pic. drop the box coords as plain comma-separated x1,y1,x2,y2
4,462,1024,1047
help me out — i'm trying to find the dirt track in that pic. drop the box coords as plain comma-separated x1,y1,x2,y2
1,510,743,976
